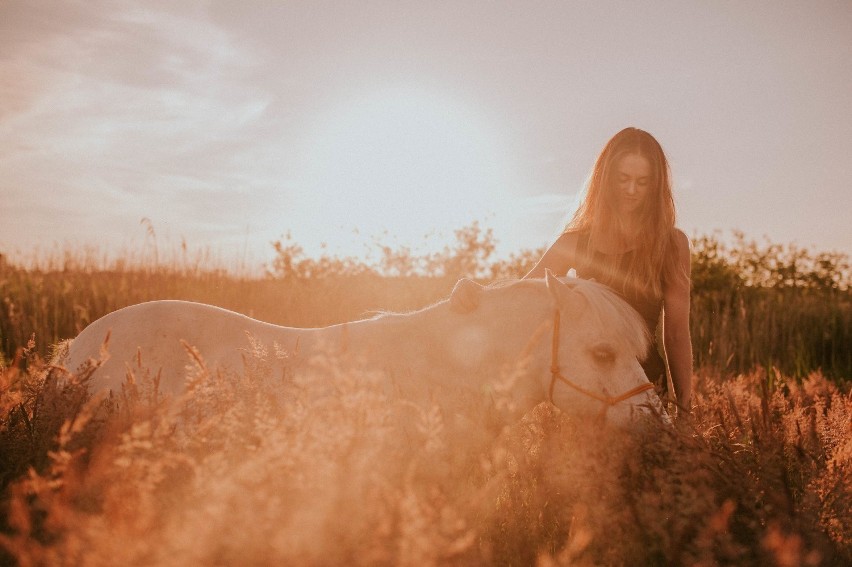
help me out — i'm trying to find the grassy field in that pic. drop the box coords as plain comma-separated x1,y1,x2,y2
0,230,850,565
2,228,849,379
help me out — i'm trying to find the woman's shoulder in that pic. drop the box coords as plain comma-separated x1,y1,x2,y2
534,230,583,273
669,228,690,254
557,228,590,245
664,228,692,285
552,229,585,254
558,228,583,241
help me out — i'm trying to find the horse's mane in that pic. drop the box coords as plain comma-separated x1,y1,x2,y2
485,277,650,359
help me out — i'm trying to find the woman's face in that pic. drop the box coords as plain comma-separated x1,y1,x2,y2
614,153,652,216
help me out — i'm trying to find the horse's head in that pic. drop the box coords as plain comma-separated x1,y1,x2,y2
543,269,664,425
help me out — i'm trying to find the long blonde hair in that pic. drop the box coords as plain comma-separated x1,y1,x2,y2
566,127,682,299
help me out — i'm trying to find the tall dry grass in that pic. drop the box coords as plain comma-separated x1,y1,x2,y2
0,345,849,565
688,232,851,379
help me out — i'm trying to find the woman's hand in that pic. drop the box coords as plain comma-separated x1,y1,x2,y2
449,278,484,313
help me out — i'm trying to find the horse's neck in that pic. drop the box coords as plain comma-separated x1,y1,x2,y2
450,285,554,416
284,292,544,370
262,288,553,423
264,285,553,367
478,282,553,341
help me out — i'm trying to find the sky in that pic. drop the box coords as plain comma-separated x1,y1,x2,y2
1,0,850,270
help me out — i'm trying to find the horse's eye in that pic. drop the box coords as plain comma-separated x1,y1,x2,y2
590,344,616,365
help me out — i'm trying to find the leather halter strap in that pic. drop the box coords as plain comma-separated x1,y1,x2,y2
548,310,655,415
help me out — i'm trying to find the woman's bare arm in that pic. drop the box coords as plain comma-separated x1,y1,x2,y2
523,232,579,279
662,229,694,414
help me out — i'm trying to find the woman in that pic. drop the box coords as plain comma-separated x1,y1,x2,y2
450,127,693,414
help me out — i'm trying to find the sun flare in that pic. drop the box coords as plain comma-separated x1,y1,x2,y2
292,85,517,257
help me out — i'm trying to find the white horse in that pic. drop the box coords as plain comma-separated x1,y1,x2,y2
62,271,663,426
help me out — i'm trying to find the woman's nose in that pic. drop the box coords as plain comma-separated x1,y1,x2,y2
625,181,637,195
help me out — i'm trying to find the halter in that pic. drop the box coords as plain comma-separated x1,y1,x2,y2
548,309,655,417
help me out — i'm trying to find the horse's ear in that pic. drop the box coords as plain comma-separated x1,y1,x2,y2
545,269,566,303
545,269,586,314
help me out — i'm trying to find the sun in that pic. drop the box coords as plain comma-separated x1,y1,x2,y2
292,85,517,257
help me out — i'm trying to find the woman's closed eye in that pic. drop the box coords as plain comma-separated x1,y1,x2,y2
619,174,649,186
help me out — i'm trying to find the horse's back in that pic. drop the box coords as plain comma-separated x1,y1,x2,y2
64,300,286,396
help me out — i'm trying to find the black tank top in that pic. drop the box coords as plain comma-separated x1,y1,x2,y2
574,233,667,391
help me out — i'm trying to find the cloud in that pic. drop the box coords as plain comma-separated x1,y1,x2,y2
0,2,279,185
0,61,45,121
